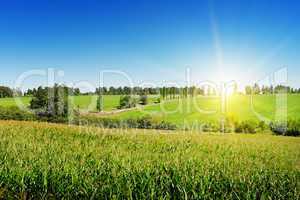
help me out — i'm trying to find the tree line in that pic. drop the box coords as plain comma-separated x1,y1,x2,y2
0,86,22,98
159,86,205,100
1,84,300,99
245,84,300,95
25,87,81,96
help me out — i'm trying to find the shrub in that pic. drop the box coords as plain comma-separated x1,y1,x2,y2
137,115,152,128
0,106,35,121
270,120,300,136
258,121,267,131
139,95,148,105
0,106,71,123
155,98,161,103
153,120,177,130
234,120,257,133
119,95,137,109
201,122,220,132
76,115,177,130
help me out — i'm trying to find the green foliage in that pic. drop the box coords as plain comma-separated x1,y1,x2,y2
0,121,299,199
252,83,261,94
139,95,148,105
155,97,160,103
3,94,300,125
96,95,103,112
119,95,137,109
0,106,71,123
30,86,47,110
77,115,177,130
234,120,258,133
0,86,13,98
245,85,252,95
270,120,300,136
73,88,80,96
0,106,35,121
30,85,69,119
2,94,300,135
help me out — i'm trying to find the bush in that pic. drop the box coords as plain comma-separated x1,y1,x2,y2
0,106,35,121
137,115,152,128
155,98,161,104
270,120,300,136
258,121,267,131
201,122,220,132
76,115,177,130
234,120,258,133
139,95,148,105
119,95,137,109
0,106,70,123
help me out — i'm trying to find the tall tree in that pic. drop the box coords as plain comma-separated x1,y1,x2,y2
0,86,13,98
245,85,252,95
96,88,103,112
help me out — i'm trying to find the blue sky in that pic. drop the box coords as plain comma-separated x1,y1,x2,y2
0,0,299,91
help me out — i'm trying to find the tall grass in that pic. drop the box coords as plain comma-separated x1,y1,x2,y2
0,121,299,199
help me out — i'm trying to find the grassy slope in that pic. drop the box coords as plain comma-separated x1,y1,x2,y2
0,96,32,107
0,95,121,111
111,95,300,125
1,95,300,126
72,95,158,112
0,95,159,112
0,120,299,199
71,95,121,111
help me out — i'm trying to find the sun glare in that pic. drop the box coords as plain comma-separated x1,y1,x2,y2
225,87,235,96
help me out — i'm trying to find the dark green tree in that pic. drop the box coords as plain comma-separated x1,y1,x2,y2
140,95,148,105
0,86,13,98
245,85,252,95
96,88,103,112
30,85,69,118
119,95,137,109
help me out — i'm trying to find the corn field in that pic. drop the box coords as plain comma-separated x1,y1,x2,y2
0,121,299,199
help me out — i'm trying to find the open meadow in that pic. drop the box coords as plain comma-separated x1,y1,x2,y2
1,94,300,127
100,94,300,127
0,95,120,112
0,95,159,112
0,120,299,199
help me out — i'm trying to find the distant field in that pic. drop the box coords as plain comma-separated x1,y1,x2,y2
0,120,298,199
0,95,121,111
0,95,159,112
1,95,300,126
71,95,121,111
0,96,32,107
71,95,159,112
110,94,300,126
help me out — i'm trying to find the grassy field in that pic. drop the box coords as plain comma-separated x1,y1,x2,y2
1,94,300,127
110,94,300,126
0,95,121,112
0,120,299,199
71,95,121,111
0,95,159,112
0,96,32,107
